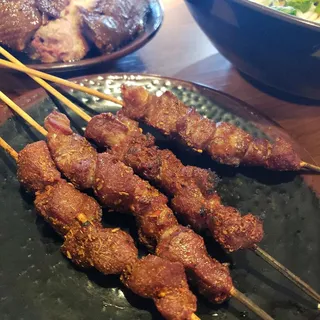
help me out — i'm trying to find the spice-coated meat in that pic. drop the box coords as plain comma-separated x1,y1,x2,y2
208,122,252,166
16,141,197,320
61,222,197,319
85,112,155,160
17,141,62,193
35,180,102,236
122,254,197,320
94,152,179,249
85,113,217,196
85,113,263,252
157,226,232,303
44,111,97,189
93,152,233,302
44,111,235,303
120,85,301,171
62,223,138,273
206,198,264,252
176,108,216,151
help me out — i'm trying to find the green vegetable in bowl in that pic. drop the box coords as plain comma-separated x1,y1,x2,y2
271,5,297,15
253,0,273,6
286,0,312,13
315,3,320,13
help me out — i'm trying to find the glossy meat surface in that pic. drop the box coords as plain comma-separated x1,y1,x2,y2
30,12,89,62
81,0,149,53
17,141,61,193
37,0,70,18
123,255,197,320
121,85,302,170
30,0,95,62
0,0,42,51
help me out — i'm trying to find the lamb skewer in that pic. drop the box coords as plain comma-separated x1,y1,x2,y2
3,89,320,307
33,96,320,304
0,98,274,320
42,110,235,304
0,137,198,320
84,111,320,305
119,85,304,171
0,43,319,172
85,112,263,252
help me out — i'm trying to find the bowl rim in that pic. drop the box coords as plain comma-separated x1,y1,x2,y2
230,0,320,31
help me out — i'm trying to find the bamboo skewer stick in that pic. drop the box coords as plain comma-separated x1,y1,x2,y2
0,97,274,320
2,91,320,309
0,137,202,320
300,161,320,173
254,246,320,308
230,287,273,320
0,48,92,122
0,50,123,106
0,92,48,137
0,46,319,172
0,137,18,161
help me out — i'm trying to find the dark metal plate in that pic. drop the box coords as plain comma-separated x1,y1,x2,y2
0,74,319,320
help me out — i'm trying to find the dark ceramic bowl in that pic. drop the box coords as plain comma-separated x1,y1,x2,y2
184,0,320,100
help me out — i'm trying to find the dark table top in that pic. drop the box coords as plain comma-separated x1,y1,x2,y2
1,0,320,165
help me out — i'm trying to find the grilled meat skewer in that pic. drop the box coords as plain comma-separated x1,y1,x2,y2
85,112,264,252
120,85,301,171
44,111,235,304
15,140,198,320
50,105,320,305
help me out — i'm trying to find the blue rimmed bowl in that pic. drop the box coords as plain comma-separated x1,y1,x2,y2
185,0,320,99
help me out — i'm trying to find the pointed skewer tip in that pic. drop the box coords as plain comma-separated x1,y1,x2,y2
253,246,320,306
300,161,320,173
230,287,274,320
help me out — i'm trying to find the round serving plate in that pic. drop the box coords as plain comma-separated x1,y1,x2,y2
0,74,319,320
2,0,163,73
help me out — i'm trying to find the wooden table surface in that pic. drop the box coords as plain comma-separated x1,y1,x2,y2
1,0,320,165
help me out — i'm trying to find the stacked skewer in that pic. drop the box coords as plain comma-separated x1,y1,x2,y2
1,46,320,319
